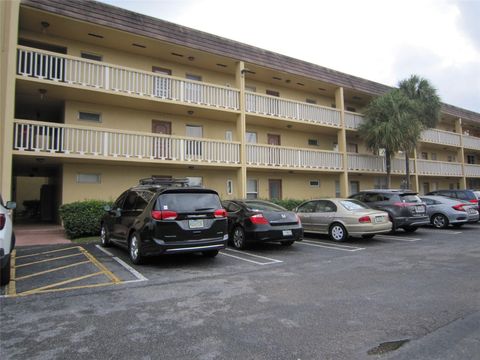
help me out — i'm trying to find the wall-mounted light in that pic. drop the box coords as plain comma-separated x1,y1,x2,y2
187,110,194,115
38,88,47,100
286,124,293,129
41,21,50,34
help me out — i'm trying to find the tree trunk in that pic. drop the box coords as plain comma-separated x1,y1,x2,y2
385,149,392,188
405,152,410,189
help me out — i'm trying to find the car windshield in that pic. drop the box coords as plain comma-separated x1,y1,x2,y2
399,194,422,203
156,193,221,212
340,199,370,211
244,201,286,212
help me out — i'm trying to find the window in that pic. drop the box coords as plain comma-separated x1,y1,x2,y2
76,173,101,184
247,179,258,199
421,152,428,160
152,67,172,75
297,201,317,213
113,192,127,209
333,142,339,152
78,111,101,122
374,177,388,189
186,125,203,156
186,177,203,187
347,143,358,153
309,180,320,187
447,155,456,162
245,85,256,93
467,155,476,164
123,192,137,211
226,179,233,195
186,125,203,138
186,73,202,81
152,67,172,97
266,89,280,97
316,200,337,212
81,52,102,61
346,106,356,112
308,139,319,146
335,180,341,198
135,191,153,210
223,201,241,212
246,132,257,144
431,153,437,161
225,131,233,142
306,98,317,104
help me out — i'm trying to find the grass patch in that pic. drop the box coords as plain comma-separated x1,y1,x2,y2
71,236,99,244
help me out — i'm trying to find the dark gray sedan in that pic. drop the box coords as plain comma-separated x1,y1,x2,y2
420,195,479,229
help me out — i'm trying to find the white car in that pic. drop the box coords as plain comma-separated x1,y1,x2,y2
0,195,16,286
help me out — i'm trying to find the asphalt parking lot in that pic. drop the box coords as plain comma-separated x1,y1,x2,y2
1,224,480,359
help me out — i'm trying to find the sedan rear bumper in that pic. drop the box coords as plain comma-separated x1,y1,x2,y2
247,227,303,243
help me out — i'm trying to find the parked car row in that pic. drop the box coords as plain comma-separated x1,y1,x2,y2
100,178,480,266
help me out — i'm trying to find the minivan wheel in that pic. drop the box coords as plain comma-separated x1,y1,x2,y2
329,223,348,242
431,214,449,229
0,256,11,286
129,233,144,265
232,226,247,249
100,225,111,247
202,250,219,258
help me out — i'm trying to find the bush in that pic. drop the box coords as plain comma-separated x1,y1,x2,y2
268,198,306,211
59,200,113,239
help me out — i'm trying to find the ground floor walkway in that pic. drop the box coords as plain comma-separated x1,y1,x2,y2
14,224,70,246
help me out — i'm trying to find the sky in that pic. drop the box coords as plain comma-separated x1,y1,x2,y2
99,0,480,113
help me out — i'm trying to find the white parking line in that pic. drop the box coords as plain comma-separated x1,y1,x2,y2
220,248,283,265
299,240,365,252
95,245,148,282
375,235,421,242
421,229,462,235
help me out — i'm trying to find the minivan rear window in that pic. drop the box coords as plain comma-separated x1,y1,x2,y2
156,193,221,212
399,194,422,203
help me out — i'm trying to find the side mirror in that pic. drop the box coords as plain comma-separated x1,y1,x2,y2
293,207,298,213
104,205,112,212
114,208,122,217
6,201,16,210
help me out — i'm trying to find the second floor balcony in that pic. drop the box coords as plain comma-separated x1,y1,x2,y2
13,119,241,165
416,160,463,177
347,154,412,174
16,46,240,111
463,135,480,150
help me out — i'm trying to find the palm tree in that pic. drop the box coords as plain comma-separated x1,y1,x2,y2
359,89,422,188
398,75,441,188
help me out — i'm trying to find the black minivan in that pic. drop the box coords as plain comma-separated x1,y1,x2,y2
101,178,228,264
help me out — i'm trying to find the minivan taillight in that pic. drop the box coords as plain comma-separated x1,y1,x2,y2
214,209,227,218
151,210,178,220
0,214,5,230
250,213,269,225
452,204,466,212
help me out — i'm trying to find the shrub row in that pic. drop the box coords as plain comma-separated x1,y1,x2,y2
268,198,306,210
59,200,112,239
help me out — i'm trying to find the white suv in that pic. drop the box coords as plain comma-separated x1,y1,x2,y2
0,195,16,286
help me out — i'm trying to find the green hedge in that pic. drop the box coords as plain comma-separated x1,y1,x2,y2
59,200,113,239
268,198,306,211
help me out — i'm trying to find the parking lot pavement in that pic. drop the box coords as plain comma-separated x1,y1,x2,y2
1,223,479,359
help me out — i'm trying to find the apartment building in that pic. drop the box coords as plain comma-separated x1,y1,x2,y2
1,0,480,222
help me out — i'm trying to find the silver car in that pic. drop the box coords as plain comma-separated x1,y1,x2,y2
420,195,479,229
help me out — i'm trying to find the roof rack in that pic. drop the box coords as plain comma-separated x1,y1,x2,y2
138,177,190,187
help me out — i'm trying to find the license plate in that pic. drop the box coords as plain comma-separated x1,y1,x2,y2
374,216,385,223
188,219,204,229
468,208,477,214
415,205,425,213
282,230,293,236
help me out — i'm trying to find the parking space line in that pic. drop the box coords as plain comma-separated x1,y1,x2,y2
81,248,121,284
220,251,279,265
375,235,421,242
421,229,462,235
224,248,283,263
17,271,105,296
15,246,82,260
94,245,148,282
14,260,91,281
15,253,84,268
6,250,16,296
299,240,365,252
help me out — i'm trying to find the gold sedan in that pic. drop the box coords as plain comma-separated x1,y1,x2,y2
295,198,392,241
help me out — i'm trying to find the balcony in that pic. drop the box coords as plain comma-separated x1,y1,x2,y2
246,144,343,170
345,111,364,130
347,154,413,174
416,160,463,176
420,129,461,147
245,92,341,127
465,164,480,177
13,120,240,165
16,46,240,111
463,135,480,150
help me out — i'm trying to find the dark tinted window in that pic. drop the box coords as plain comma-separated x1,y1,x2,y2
399,194,422,203
350,193,364,201
244,201,286,211
297,201,317,213
135,191,153,210
316,200,337,212
222,201,241,212
157,193,221,212
457,191,475,200
421,198,435,205
113,192,127,209
123,192,137,210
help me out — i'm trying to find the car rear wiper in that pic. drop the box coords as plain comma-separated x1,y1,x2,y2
195,207,215,211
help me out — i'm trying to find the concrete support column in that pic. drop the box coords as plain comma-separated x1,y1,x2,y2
0,1,20,200
413,148,419,193
456,118,467,189
335,87,349,197
235,61,247,197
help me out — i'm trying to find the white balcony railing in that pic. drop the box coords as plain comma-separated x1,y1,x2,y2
347,154,413,174
420,129,461,147
416,160,463,176
463,135,480,150
245,92,341,127
13,120,240,164
464,164,480,177
344,112,365,129
16,46,240,110
246,144,343,170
